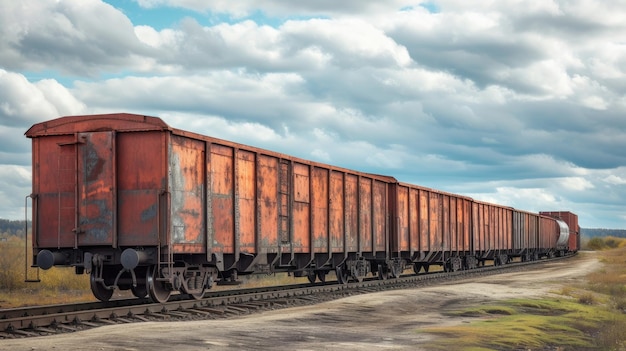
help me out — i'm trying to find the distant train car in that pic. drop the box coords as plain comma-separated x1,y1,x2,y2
512,210,540,261
26,113,577,303
540,211,579,253
390,183,475,273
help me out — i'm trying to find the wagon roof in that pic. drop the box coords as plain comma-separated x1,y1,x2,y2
25,112,399,183
25,113,170,137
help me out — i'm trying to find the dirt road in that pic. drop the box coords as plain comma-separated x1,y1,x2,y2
0,253,598,351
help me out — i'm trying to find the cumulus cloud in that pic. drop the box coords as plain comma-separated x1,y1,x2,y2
134,0,418,17
0,0,625,228
0,0,153,75
0,70,86,127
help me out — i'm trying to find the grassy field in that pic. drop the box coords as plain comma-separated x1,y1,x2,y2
0,236,93,308
420,238,626,351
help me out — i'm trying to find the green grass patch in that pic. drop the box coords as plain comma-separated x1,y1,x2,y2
421,297,624,350
419,247,626,350
448,304,517,317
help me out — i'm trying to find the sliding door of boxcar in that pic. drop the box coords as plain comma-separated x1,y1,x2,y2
34,135,80,248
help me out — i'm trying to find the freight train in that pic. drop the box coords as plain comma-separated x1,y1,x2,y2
25,113,580,303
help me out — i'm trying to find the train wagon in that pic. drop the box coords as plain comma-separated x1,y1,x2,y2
26,113,401,302
472,200,514,266
540,211,579,253
512,210,541,261
389,183,474,273
26,113,577,303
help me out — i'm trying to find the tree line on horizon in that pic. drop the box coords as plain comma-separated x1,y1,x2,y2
2,219,624,239
580,228,626,239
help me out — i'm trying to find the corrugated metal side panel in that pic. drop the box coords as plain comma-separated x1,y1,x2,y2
312,167,329,253
472,202,481,254
344,174,358,252
490,205,512,251
409,188,420,254
373,180,387,253
395,185,410,252
529,213,538,250
539,216,556,250
419,189,429,253
257,154,279,253
210,144,234,254
236,150,257,254
429,191,442,252
512,211,522,251
394,185,474,256
490,205,497,250
502,208,513,250
479,203,489,251
568,213,579,251
359,177,373,252
117,131,163,247
329,171,345,253
292,163,310,253
478,203,487,251
442,194,451,251
447,196,455,251
449,196,470,252
169,135,205,253
458,198,471,252
496,207,503,249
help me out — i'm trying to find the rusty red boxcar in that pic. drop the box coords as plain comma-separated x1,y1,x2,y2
390,183,475,273
540,211,580,252
27,113,399,301
26,113,578,302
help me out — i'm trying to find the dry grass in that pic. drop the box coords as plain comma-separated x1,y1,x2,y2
420,245,626,351
0,236,93,308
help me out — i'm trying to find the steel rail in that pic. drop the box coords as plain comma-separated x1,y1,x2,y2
0,255,573,338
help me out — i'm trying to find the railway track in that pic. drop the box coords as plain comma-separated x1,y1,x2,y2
0,257,568,339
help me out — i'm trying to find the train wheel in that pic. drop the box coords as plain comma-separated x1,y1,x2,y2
183,273,207,300
335,266,349,284
316,270,327,283
90,270,113,302
147,265,171,303
377,264,388,280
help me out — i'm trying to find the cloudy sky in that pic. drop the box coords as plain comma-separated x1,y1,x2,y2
1,0,625,229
